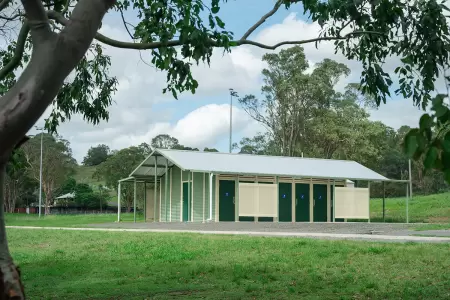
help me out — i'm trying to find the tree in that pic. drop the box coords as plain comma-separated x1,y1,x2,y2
172,145,199,151
151,134,201,150
304,89,387,163
4,149,35,212
82,144,110,166
234,133,275,155
1,0,450,298
151,134,180,149
94,146,146,212
203,147,219,152
138,143,152,156
73,183,103,210
22,133,76,214
58,177,77,196
239,46,350,156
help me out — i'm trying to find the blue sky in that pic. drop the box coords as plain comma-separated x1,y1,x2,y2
31,1,425,162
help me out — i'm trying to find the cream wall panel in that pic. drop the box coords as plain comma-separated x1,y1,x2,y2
335,187,369,219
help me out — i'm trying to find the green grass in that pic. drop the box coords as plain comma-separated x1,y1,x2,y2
73,165,117,202
369,192,450,223
5,213,143,227
7,192,450,227
7,229,450,299
414,223,450,231
73,165,104,186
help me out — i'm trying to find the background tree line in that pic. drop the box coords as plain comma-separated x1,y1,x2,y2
3,132,218,213
6,43,450,213
233,46,448,197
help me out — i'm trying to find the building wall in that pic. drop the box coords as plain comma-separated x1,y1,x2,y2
192,172,204,222
146,172,350,223
160,175,168,221
171,166,182,221
145,184,160,221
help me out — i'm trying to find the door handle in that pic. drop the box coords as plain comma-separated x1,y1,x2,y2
314,199,315,206
233,197,235,204
295,198,297,206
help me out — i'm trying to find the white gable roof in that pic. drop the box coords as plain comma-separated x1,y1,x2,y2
131,149,387,181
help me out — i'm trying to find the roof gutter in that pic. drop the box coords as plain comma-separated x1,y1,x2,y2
187,169,391,182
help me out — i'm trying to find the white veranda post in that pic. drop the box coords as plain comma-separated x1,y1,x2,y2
209,173,213,221
117,182,121,222
133,179,137,223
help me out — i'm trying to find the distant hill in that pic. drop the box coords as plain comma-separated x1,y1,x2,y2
73,165,118,206
73,165,105,188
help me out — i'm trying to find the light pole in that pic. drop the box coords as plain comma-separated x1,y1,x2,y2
229,88,238,153
35,126,44,218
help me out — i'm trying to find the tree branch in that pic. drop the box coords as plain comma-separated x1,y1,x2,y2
237,30,386,50
62,0,71,14
0,22,29,81
21,0,52,44
0,0,10,11
48,9,384,51
241,0,282,40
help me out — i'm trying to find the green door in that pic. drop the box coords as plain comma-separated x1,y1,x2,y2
313,184,327,222
219,180,235,221
182,182,190,222
295,183,310,222
278,183,292,222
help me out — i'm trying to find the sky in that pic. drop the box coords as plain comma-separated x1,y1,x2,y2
28,0,430,163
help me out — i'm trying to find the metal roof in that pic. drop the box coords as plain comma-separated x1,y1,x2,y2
56,192,75,199
130,149,388,181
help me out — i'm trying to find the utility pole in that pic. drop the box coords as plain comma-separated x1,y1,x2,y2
35,126,44,218
229,88,238,153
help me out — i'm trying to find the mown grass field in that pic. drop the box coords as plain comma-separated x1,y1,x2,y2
7,229,450,299
369,192,450,223
73,165,104,186
6,192,450,229
5,212,144,227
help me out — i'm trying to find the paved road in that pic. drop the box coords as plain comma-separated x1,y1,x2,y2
7,223,450,243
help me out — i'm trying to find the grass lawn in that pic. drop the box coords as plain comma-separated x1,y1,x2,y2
6,192,450,228
414,223,450,231
5,212,144,227
369,192,450,223
7,229,450,299
73,165,104,186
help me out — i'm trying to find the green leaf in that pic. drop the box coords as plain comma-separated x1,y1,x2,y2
432,94,445,107
215,16,225,29
443,132,450,152
419,114,432,131
211,6,220,14
404,129,420,157
424,146,438,169
442,151,450,168
444,169,450,184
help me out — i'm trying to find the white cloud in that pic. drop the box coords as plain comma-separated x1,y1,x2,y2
369,99,424,129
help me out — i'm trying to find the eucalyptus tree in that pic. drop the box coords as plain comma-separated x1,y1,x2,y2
239,46,350,156
1,0,450,298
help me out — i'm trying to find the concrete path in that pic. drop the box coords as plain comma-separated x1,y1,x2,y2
6,225,450,243
88,221,450,237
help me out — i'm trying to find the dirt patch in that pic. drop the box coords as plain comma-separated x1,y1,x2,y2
427,216,450,223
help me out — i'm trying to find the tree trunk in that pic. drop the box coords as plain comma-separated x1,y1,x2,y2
0,161,26,299
0,2,115,298
44,183,52,215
